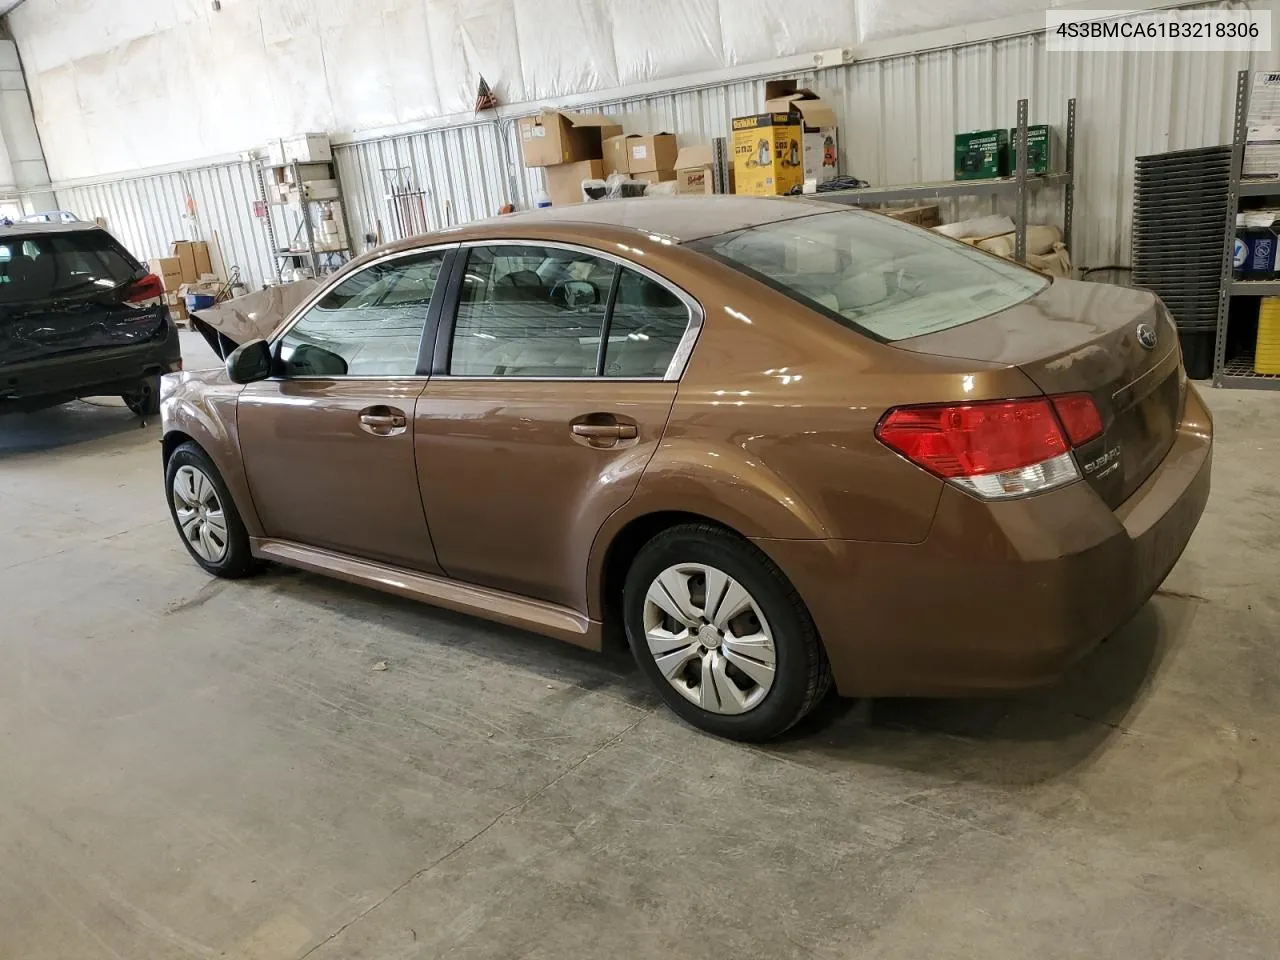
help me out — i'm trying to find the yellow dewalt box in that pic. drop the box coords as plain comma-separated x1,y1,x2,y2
731,113,803,196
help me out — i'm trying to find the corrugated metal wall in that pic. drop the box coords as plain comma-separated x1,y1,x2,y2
56,162,274,289
52,5,1256,284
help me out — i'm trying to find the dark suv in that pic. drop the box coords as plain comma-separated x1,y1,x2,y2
0,222,182,415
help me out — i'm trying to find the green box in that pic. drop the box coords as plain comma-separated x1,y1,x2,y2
1009,124,1053,175
954,129,1010,180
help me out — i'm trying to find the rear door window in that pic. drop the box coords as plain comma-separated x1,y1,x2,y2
602,269,691,378
0,231,142,304
449,245,613,377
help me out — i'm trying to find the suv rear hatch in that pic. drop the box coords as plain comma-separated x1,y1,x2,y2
0,228,169,366
894,278,1185,508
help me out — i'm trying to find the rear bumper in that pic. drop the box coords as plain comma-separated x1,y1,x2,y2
756,383,1214,698
0,323,181,413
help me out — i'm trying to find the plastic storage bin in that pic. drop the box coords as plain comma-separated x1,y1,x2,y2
1256,297,1280,374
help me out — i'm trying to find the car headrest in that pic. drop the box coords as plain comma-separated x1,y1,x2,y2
491,270,548,302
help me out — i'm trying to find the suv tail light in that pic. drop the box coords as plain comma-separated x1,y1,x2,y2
875,394,1103,500
125,273,165,306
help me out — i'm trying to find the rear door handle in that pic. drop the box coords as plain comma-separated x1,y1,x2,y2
359,406,408,436
571,423,637,440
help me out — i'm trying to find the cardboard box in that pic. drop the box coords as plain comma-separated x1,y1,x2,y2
881,205,941,228
284,180,341,204
283,133,331,164
1009,125,1053,175
603,135,630,176
171,241,199,284
148,257,181,279
625,133,677,174
1245,125,1280,178
517,110,622,168
955,129,1010,180
632,169,676,184
265,139,285,166
731,112,803,196
674,145,716,195
284,162,333,183
544,159,605,205
192,241,213,279
179,279,222,297
764,80,839,188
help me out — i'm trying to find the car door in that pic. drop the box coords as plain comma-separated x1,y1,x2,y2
236,248,450,572
415,241,700,612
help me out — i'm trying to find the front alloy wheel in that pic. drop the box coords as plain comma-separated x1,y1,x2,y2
644,563,777,714
172,464,229,564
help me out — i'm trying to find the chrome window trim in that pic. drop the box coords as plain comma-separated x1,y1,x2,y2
263,375,432,383
266,241,461,348
450,238,704,382
431,375,666,383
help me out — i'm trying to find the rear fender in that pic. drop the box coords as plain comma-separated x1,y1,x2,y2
585,438,824,619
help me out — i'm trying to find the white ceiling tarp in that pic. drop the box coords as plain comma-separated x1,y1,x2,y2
10,0,1060,182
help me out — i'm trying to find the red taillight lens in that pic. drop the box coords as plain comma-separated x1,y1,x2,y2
125,273,165,303
875,398,1068,478
1050,392,1103,446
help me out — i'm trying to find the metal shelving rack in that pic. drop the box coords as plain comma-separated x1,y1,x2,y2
818,98,1077,263
1214,70,1280,390
264,157,353,281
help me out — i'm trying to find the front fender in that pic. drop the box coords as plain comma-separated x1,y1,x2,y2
161,373,262,536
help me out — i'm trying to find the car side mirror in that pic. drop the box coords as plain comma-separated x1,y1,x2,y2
225,339,273,384
281,342,349,377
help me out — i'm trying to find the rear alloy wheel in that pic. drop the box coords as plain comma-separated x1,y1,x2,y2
643,563,777,715
165,442,256,578
122,373,161,417
623,524,831,741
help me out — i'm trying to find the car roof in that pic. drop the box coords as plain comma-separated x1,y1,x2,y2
481,195,842,243
0,221,102,236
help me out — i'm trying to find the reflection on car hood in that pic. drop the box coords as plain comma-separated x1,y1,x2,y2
189,280,320,353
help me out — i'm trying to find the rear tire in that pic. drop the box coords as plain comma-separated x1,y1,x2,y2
622,523,831,741
165,441,256,579
123,373,161,417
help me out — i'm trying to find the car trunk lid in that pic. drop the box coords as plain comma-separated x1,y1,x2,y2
893,278,1185,508
0,229,168,366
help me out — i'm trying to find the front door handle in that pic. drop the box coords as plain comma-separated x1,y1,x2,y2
359,406,408,436
571,418,639,448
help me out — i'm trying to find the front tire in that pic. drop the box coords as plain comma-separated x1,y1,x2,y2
622,523,831,741
165,442,256,578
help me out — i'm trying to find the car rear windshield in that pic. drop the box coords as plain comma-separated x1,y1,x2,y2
692,210,1048,342
0,231,142,304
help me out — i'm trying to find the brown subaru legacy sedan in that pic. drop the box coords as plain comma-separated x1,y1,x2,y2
160,196,1212,741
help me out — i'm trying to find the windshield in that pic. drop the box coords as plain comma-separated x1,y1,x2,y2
0,231,141,304
693,210,1048,342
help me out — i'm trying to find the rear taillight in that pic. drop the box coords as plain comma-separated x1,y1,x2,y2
875,393,1103,500
125,273,165,305
1050,392,1103,446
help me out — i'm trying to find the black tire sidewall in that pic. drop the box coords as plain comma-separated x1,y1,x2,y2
124,374,161,416
165,443,254,578
623,527,817,741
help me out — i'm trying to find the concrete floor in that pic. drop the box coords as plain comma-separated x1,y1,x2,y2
1,332,1278,959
